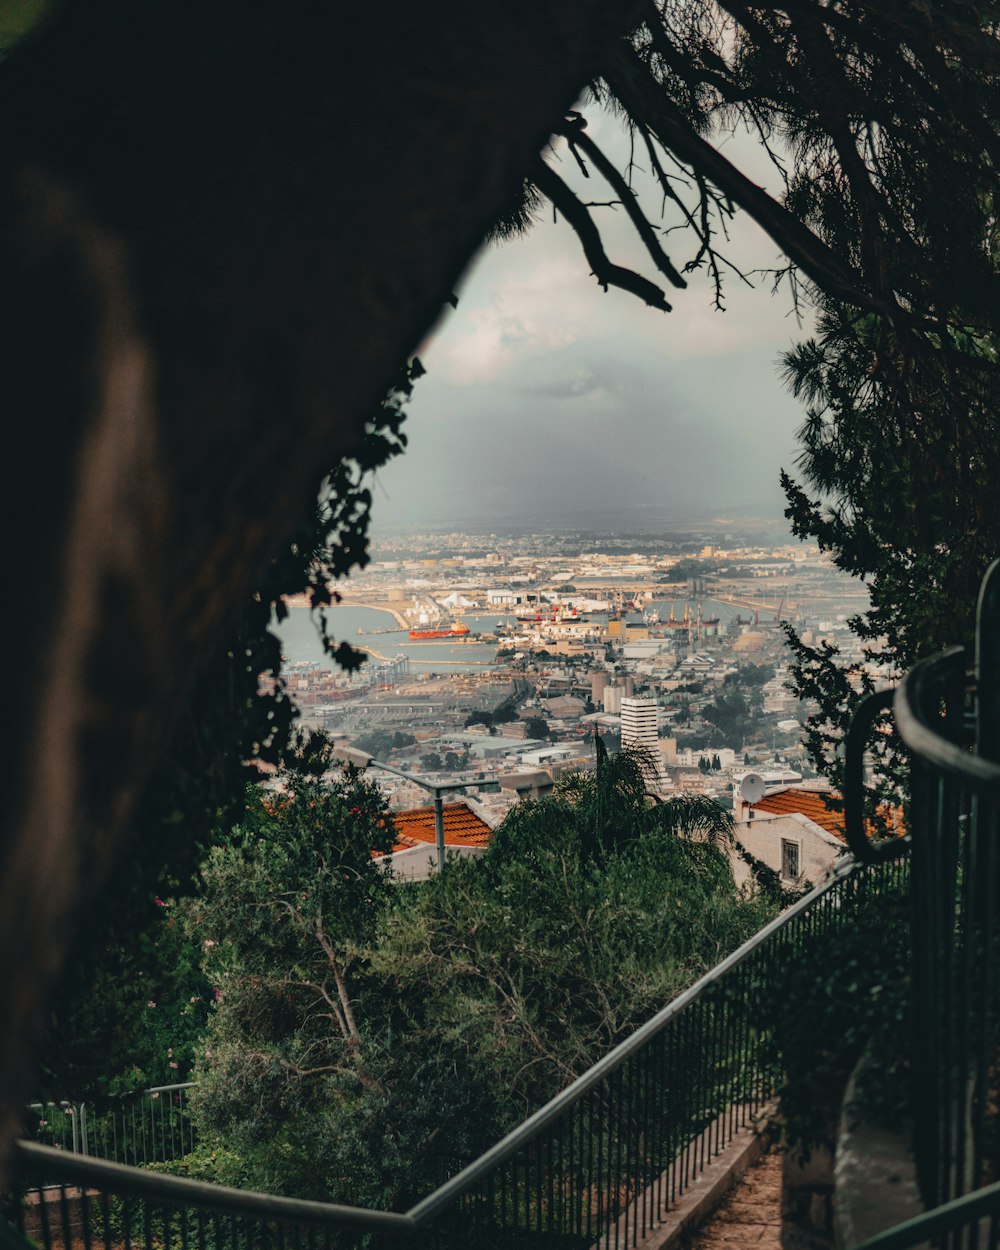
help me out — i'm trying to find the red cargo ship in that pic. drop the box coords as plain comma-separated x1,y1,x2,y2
408,622,471,641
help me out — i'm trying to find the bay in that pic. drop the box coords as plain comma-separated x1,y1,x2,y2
273,604,512,675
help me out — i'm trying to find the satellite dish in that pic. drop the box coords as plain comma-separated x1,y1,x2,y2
739,773,766,805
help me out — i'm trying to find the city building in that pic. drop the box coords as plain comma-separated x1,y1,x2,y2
619,695,658,753
620,695,665,791
374,799,496,881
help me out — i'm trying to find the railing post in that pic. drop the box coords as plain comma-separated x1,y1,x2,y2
433,790,445,872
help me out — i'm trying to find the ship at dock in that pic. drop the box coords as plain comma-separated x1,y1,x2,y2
408,622,472,641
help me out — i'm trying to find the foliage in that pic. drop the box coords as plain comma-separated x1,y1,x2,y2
780,306,1000,783
523,715,550,741
662,558,718,582
725,663,774,690
702,690,762,747
36,899,211,1101
464,689,523,733
185,772,396,1197
186,752,775,1205
352,730,416,760
761,877,911,1159
491,744,735,863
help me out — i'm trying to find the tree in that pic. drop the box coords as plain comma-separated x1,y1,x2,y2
0,0,647,1153
780,307,1000,784
492,743,735,863
524,715,550,741
36,369,413,1101
352,731,397,761
703,692,753,746
188,753,772,1204
186,771,395,1197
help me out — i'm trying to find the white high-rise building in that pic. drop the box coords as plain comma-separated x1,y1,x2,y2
620,696,664,791
620,695,658,752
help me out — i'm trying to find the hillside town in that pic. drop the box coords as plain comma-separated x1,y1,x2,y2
269,524,882,883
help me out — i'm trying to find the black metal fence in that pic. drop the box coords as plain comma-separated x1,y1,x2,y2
892,561,1000,1242
843,560,1000,1250
25,1084,196,1168
8,855,908,1250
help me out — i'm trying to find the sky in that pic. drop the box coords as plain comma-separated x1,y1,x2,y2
369,107,815,536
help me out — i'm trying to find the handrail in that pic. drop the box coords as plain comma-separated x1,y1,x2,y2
25,1079,198,1167
842,687,909,864
975,558,1000,763
850,1178,1000,1250
12,1141,415,1234
894,647,1000,793
886,557,1000,1229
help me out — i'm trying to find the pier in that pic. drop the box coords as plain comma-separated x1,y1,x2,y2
333,598,409,628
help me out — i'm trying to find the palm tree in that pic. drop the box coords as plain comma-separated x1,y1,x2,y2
554,742,734,859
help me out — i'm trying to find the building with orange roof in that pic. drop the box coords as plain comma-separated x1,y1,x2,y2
375,799,496,881
750,787,847,840
732,783,847,889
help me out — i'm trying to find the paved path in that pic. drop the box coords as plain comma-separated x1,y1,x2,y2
685,1150,782,1250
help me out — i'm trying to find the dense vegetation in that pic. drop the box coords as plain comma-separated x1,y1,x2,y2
176,750,774,1206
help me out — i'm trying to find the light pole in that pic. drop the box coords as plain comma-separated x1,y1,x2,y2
333,747,496,871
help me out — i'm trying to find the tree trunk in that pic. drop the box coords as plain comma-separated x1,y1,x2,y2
0,0,645,1175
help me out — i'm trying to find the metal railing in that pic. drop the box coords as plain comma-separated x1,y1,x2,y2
7,855,908,1250
24,1084,196,1168
893,561,1000,1247
844,560,1000,1249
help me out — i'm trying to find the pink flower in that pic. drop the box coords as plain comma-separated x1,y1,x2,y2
154,897,166,908
213,988,222,1002
169,1061,179,1069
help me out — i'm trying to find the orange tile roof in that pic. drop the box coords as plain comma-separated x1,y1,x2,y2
752,788,846,840
388,802,493,852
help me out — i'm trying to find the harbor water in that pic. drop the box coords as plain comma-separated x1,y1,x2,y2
274,604,513,674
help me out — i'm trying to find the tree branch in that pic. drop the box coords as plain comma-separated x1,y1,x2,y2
603,42,897,318
558,117,687,289
314,914,359,1043
531,158,673,310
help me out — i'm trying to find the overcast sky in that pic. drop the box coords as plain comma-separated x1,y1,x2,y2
369,107,814,536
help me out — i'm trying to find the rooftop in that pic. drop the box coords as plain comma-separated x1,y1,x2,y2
388,800,493,852
752,787,845,840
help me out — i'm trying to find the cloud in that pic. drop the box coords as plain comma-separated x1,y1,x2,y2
374,104,814,533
